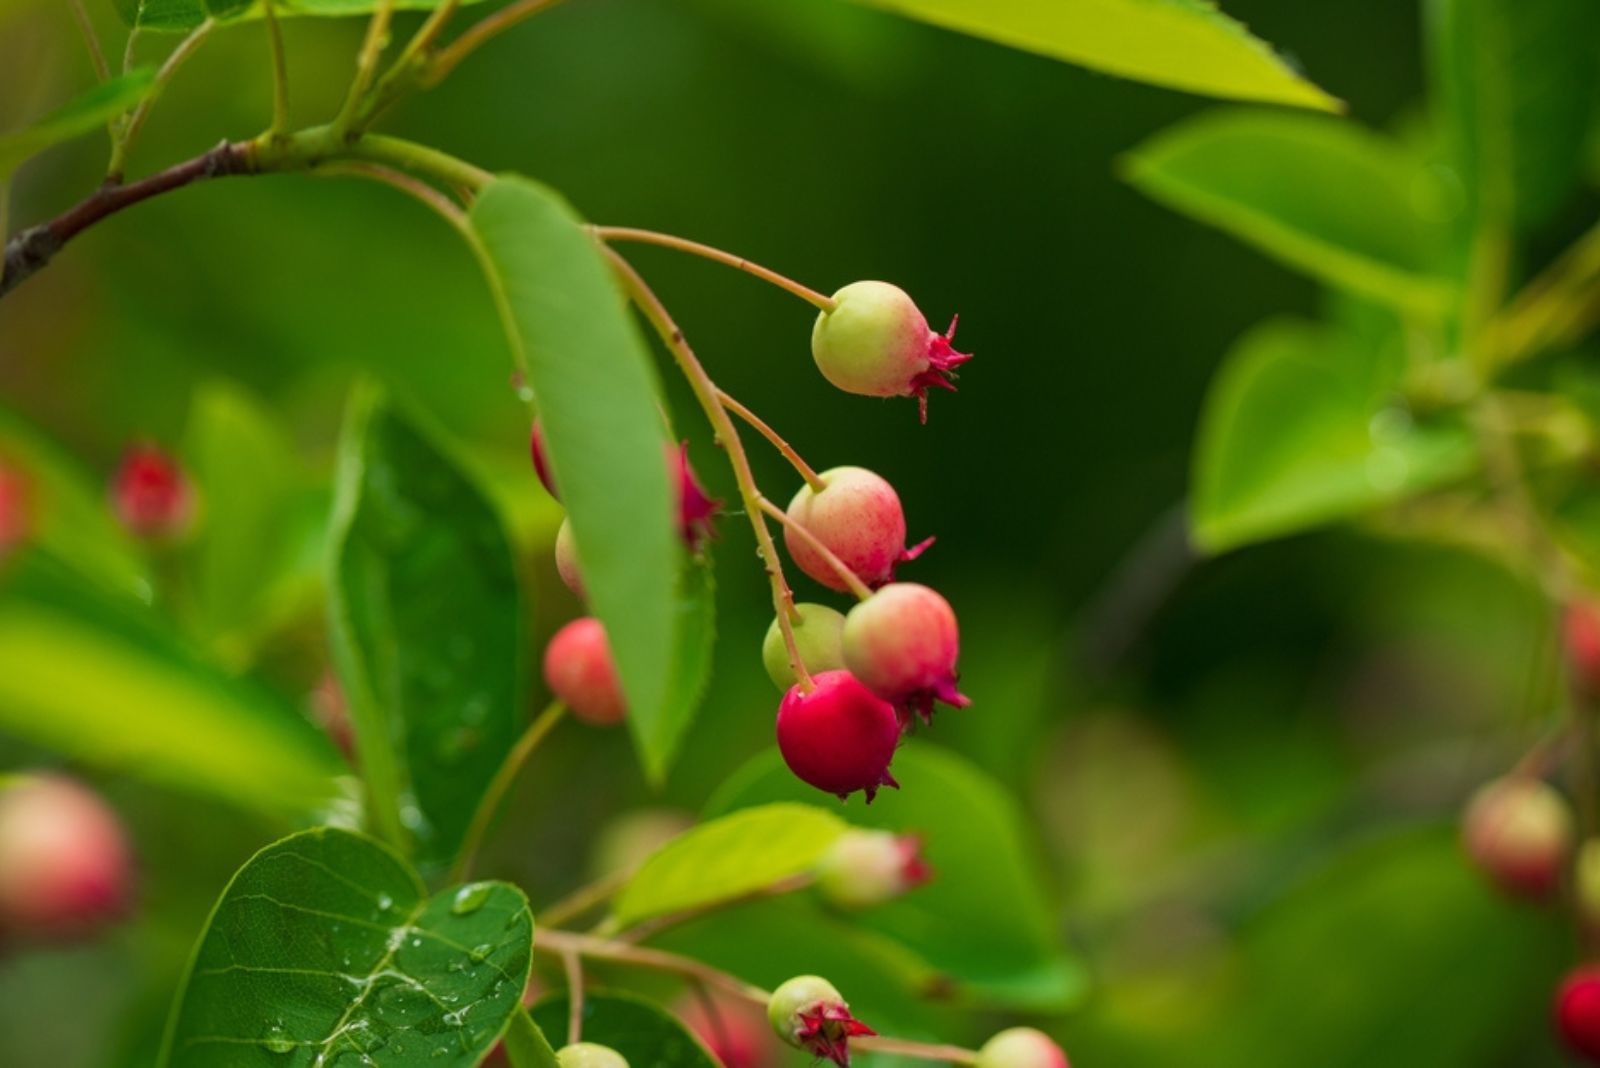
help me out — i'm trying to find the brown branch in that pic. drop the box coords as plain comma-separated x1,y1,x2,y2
1,139,255,299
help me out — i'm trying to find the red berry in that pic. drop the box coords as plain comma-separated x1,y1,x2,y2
111,442,193,540
1461,776,1573,899
530,420,559,500
670,442,721,551
784,467,930,592
554,518,585,599
677,992,778,1068
767,976,874,1068
0,459,32,558
811,281,972,422
1558,967,1600,1062
0,775,133,940
543,618,627,726
1568,600,1600,698
775,670,901,802
842,583,969,724
816,829,931,909
975,1029,1070,1068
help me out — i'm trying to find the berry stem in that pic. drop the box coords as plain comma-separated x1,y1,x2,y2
593,226,836,312
757,497,875,601
67,0,111,84
449,700,567,884
262,0,291,137
716,388,826,492
107,18,216,182
535,929,772,1006
604,248,814,688
562,950,585,1044
852,1037,980,1064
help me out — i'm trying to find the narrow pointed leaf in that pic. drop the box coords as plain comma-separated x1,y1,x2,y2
0,68,155,178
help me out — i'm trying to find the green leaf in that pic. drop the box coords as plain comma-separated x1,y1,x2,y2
1124,110,1458,315
0,68,155,177
328,386,528,868
502,1010,561,1068
838,0,1338,110
610,803,848,929
707,743,1087,1012
1429,0,1600,233
469,176,689,783
160,827,534,1067
180,381,299,662
1191,318,1476,553
112,0,491,33
528,992,716,1068
0,554,341,817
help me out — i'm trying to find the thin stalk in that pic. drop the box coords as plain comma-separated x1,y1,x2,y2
335,0,396,136
428,0,568,85
1488,218,1600,368
758,497,873,601
716,388,824,491
539,869,632,930
313,161,468,232
450,701,567,883
108,19,215,182
595,227,835,312
358,0,462,125
121,27,141,76
342,133,493,193
534,929,770,1006
615,873,814,944
67,0,111,82
605,249,812,685
262,0,290,137
562,951,585,1044
852,1036,980,1064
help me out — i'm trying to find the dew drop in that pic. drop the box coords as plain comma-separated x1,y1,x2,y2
261,1024,295,1054
468,943,492,964
452,883,492,916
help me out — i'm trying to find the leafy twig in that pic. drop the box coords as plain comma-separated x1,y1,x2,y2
263,0,290,137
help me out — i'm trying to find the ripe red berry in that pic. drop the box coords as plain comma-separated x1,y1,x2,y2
111,442,193,540
975,1028,1070,1068
762,603,847,689
1558,967,1600,1062
784,467,930,593
767,976,874,1068
1461,776,1573,899
529,420,560,500
555,518,585,599
0,459,32,558
842,583,969,723
0,775,132,940
775,670,901,802
816,829,931,909
543,617,627,726
811,281,971,422
1568,600,1600,698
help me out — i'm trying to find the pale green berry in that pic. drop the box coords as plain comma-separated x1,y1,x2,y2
975,1028,1070,1068
815,829,930,909
556,1043,629,1068
761,603,847,689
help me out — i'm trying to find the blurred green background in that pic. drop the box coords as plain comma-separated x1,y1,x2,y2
0,0,1585,1064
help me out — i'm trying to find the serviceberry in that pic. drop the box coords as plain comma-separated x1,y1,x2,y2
677,992,777,1068
816,829,930,910
762,603,847,689
766,975,874,1068
811,281,971,422
111,442,193,540
555,518,585,599
776,670,901,801
556,1043,630,1068
1558,967,1600,1062
1462,776,1573,899
0,775,132,940
543,617,627,726
784,467,930,593
974,1028,1070,1068
671,442,721,551
842,583,969,723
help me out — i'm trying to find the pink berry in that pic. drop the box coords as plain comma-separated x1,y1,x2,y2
529,420,559,500
111,442,193,540
811,281,971,422
670,442,721,551
975,1028,1070,1068
0,460,32,558
0,775,133,940
1461,776,1573,899
554,518,585,599
775,670,901,802
842,583,969,724
1568,600,1600,698
784,467,930,593
816,829,931,909
766,976,874,1068
677,992,778,1068
1559,967,1600,1062
543,618,627,726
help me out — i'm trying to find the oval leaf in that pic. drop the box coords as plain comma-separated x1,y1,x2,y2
611,803,847,929
1125,110,1458,315
469,176,687,783
328,386,527,866
501,1010,561,1068
0,67,154,178
528,992,716,1068
840,0,1338,110
161,827,534,1067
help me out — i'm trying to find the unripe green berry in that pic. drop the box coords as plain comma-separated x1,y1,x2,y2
762,604,847,689
556,1043,629,1068
975,1028,1069,1068
767,975,873,1066
810,281,971,422
555,517,584,599
815,829,930,909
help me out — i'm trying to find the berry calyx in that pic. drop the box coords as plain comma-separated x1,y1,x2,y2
556,1043,630,1068
974,1028,1070,1068
530,420,560,500
1568,600,1600,699
815,829,931,909
555,518,585,599
671,442,721,551
842,583,969,724
111,442,193,540
784,467,930,593
1461,776,1573,899
543,617,627,726
0,459,32,558
775,670,901,802
767,975,874,1068
811,281,971,422
1557,967,1600,1062
0,774,133,940
762,603,847,689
